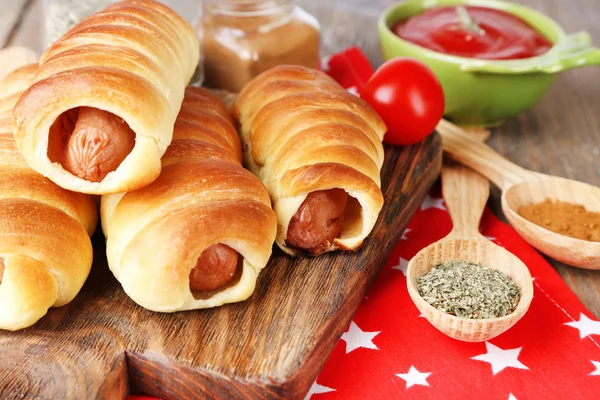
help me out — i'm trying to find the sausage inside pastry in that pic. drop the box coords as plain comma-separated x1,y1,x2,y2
101,87,277,312
233,65,386,256
13,0,200,194
0,64,97,331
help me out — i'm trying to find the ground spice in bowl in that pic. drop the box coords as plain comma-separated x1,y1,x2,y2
517,199,600,242
417,260,521,319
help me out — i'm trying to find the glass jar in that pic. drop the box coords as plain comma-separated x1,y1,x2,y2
43,0,113,50
201,0,321,92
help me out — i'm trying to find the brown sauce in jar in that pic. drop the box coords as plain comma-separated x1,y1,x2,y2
201,0,320,92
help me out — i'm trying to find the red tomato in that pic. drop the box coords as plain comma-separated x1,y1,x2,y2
361,58,445,146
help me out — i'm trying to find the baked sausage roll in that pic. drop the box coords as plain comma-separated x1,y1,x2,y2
233,65,386,256
13,0,200,194
101,87,277,312
0,65,97,331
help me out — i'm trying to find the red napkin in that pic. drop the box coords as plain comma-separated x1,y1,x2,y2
309,48,600,400
128,48,600,400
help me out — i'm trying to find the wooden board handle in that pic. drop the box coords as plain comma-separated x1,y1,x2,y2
442,162,489,239
437,119,535,190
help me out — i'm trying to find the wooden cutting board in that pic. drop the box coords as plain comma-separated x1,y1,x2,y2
0,135,440,400
0,64,441,399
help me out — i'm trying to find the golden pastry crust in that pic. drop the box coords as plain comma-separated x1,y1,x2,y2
13,0,200,194
101,87,277,312
233,65,386,256
0,65,97,331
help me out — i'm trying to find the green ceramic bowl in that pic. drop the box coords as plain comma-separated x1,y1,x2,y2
378,0,600,125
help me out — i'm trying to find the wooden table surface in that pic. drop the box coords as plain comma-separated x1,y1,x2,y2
1,0,599,319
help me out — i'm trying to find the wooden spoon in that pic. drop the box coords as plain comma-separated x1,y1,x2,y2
437,119,600,269
406,162,534,342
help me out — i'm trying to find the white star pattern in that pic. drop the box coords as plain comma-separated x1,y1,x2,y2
320,55,332,72
420,195,445,211
565,314,600,338
396,366,431,389
590,361,600,376
471,342,529,375
391,258,409,276
346,86,359,96
340,321,380,353
304,381,336,400
401,228,412,240
508,394,518,400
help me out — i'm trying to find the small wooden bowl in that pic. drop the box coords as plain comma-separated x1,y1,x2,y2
406,237,534,342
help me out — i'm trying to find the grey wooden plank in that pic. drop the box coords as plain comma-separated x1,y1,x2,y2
5,0,43,53
0,0,30,48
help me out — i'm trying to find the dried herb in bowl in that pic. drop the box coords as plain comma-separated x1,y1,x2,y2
417,260,521,319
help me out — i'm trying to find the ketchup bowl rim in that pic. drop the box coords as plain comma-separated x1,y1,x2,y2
377,0,599,124
378,0,567,66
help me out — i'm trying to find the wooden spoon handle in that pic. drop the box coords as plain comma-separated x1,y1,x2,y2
437,119,535,190
442,161,490,238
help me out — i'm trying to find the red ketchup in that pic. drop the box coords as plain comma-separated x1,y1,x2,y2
392,6,553,60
